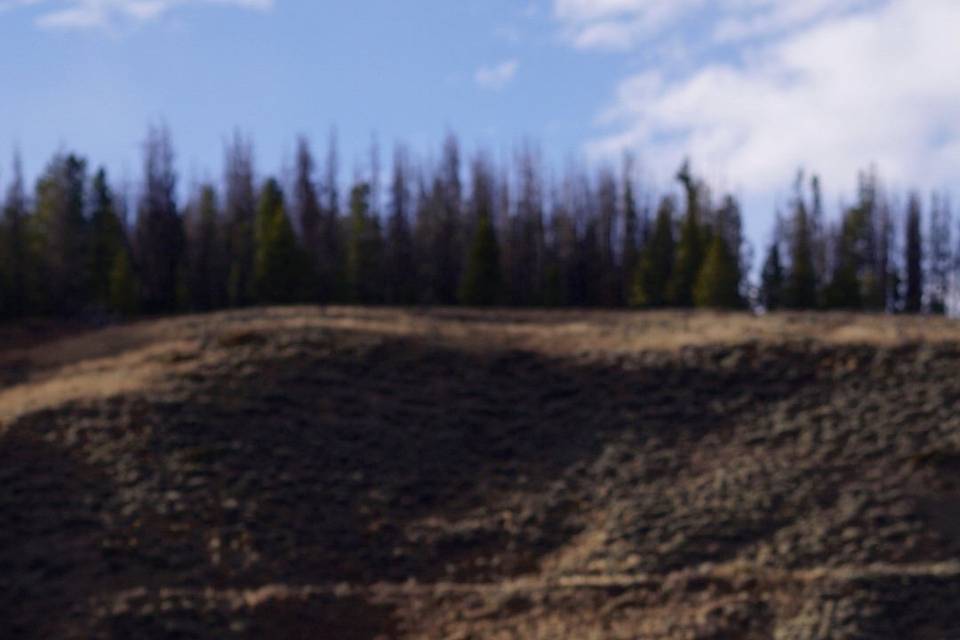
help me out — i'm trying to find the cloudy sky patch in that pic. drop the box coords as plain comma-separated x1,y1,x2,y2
475,59,520,91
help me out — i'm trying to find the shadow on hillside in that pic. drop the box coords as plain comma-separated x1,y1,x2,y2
0,426,111,638
106,334,819,584
1,331,847,638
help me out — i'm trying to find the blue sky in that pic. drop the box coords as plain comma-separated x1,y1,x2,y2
0,1,618,180
0,0,957,252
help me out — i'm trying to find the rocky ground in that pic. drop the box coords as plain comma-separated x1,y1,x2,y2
1,307,960,639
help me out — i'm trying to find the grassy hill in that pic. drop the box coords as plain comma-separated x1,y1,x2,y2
2,308,960,638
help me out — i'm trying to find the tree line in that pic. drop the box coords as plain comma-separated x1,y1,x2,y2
0,126,954,320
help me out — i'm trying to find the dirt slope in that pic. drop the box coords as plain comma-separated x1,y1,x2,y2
2,307,960,639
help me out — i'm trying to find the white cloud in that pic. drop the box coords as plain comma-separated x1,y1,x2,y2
0,0,43,14
1,0,272,30
554,0,700,50
585,0,960,201
553,0,879,50
475,59,520,91
712,0,880,43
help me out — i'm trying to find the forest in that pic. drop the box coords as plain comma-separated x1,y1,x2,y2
0,125,954,319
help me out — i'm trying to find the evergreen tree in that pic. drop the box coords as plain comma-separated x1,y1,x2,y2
823,216,863,310
823,173,881,310
785,171,817,309
541,201,565,308
595,167,619,306
694,234,742,308
384,145,417,304
255,177,284,258
928,192,952,314
88,168,125,308
0,212,5,317
504,145,546,306
460,212,501,306
716,194,747,299
184,184,224,310
694,195,743,309
1,153,29,318
108,248,139,316
460,156,501,306
292,136,322,300
544,173,578,307
631,196,675,307
319,128,344,302
413,172,439,303
223,131,257,306
345,181,383,303
434,134,463,304
859,171,887,311
888,260,904,314
33,152,88,314
254,178,305,304
621,153,640,304
760,239,785,311
135,126,184,314
668,161,706,307
827,170,885,310
810,175,829,289
578,218,604,307
412,138,465,305
876,195,894,311
551,166,596,307
904,193,923,313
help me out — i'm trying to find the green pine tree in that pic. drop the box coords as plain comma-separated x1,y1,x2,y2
631,196,675,307
108,249,139,316
459,212,501,306
224,132,257,308
135,126,184,314
88,168,125,308
668,161,706,307
785,175,818,309
694,234,742,309
904,193,923,313
1,154,29,318
621,154,640,303
541,262,563,307
32,152,89,314
824,205,867,309
185,185,225,311
0,222,8,318
927,192,951,314
760,241,785,311
254,178,306,304
345,182,383,304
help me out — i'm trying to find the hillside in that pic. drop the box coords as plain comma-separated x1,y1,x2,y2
2,307,960,639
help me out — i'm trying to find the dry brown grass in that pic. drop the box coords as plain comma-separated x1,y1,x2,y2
2,307,957,426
